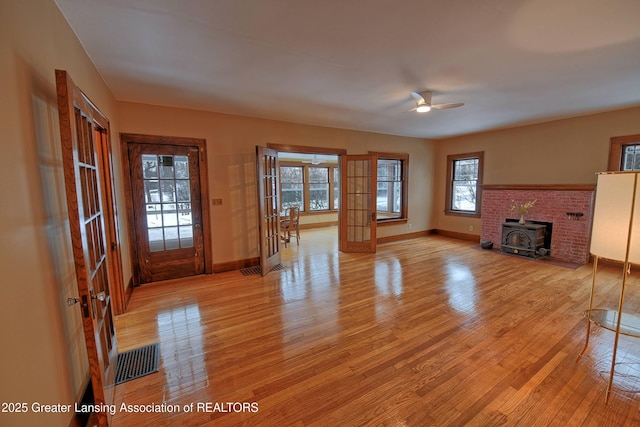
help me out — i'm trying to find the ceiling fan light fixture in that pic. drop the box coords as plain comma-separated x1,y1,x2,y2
416,104,431,113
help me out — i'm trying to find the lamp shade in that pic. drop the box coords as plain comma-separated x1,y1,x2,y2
590,172,640,263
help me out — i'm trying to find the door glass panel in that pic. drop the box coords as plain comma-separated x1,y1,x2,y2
160,155,175,178
179,226,193,247
144,180,159,203
143,153,193,252
146,204,161,228
161,181,175,202
164,227,179,250
142,154,158,178
179,203,192,225
176,180,191,202
162,203,178,226
148,228,164,252
175,155,189,178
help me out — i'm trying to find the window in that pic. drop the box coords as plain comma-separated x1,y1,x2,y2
377,159,401,216
280,166,304,210
446,152,483,216
279,163,339,212
309,167,329,210
608,134,640,171
623,145,640,170
371,153,408,222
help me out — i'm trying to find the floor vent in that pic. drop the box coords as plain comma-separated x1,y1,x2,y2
115,343,159,385
240,264,285,276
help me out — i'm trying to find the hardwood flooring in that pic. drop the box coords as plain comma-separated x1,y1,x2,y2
112,227,640,426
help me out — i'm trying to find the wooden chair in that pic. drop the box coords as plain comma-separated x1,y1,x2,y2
280,206,300,247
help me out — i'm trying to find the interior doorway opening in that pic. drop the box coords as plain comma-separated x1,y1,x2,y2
277,151,340,236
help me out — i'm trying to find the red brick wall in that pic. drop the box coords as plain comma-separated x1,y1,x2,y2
481,186,595,265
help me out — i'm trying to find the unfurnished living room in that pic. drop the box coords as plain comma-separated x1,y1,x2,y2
2,1,640,426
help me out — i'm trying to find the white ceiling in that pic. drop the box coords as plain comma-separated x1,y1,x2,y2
54,0,640,139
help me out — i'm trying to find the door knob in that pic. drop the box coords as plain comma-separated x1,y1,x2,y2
68,295,91,318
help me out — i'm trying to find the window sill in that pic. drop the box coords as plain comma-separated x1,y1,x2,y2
445,210,481,219
301,210,338,216
377,218,408,226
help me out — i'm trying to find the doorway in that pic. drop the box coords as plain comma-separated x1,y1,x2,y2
121,134,212,284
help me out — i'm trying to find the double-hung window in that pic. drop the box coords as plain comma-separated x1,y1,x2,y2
446,152,483,216
309,167,330,211
608,134,640,171
280,166,304,210
622,144,640,171
371,152,408,222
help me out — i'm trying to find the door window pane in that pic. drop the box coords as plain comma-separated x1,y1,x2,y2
164,227,179,250
174,155,189,178
142,155,158,178
144,180,159,203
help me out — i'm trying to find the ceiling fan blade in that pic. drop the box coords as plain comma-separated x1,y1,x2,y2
410,91,426,104
431,102,464,110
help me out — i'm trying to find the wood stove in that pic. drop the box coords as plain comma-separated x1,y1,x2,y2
501,222,548,259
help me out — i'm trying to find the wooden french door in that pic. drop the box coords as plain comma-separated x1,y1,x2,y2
127,142,205,283
256,146,282,275
56,70,118,427
340,154,377,253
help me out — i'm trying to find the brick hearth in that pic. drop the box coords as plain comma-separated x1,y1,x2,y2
481,185,596,265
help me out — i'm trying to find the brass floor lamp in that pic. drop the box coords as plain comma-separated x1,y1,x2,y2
580,171,640,402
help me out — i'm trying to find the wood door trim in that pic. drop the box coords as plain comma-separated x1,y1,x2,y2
96,126,126,315
267,143,346,156
120,133,212,286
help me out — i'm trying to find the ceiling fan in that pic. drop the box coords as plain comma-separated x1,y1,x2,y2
410,90,464,113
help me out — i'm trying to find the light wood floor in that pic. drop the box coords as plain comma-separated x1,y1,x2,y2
113,227,640,426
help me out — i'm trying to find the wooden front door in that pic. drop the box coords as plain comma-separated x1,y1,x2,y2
340,154,377,253
256,146,282,275
127,142,205,283
56,70,118,427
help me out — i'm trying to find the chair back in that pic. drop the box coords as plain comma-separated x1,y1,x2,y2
289,206,299,225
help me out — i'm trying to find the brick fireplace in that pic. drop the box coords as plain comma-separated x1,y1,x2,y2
481,185,596,265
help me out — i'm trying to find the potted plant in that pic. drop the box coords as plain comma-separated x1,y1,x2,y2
509,199,537,224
